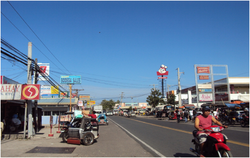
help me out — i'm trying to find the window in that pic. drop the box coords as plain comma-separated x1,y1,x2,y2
53,111,59,116
44,111,51,116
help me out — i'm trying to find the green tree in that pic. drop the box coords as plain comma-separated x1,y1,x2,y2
101,99,120,111
167,94,176,106
146,89,165,108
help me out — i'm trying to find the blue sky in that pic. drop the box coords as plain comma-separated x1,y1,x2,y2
1,1,249,104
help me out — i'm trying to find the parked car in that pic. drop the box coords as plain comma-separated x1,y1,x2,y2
106,111,113,116
130,111,136,117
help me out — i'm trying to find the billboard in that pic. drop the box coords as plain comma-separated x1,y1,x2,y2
199,93,213,102
79,95,90,101
60,91,69,97
37,63,50,81
21,84,40,100
51,86,59,94
157,65,169,76
0,76,19,84
1,84,22,100
40,85,59,98
60,75,81,84
197,66,210,74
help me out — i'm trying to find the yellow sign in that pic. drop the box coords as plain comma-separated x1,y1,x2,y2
87,101,96,105
51,86,59,94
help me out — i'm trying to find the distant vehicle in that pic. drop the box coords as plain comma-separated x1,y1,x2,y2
113,109,119,115
106,111,113,116
130,111,136,117
92,105,103,117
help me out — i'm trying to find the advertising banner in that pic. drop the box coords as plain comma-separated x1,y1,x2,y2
198,84,212,89
51,86,59,94
197,66,210,74
199,75,209,80
60,75,81,84
199,93,213,102
0,76,19,84
199,89,212,93
78,100,83,106
79,95,90,101
21,84,40,100
157,65,168,76
41,85,51,96
37,63,50,81
0,84,22,100
60,91,69,97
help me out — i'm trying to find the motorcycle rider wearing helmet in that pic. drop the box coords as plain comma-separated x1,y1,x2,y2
194,106,228,157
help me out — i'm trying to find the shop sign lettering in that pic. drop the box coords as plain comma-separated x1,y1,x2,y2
199,93,213,101
197,67,210,74
1,84,22,100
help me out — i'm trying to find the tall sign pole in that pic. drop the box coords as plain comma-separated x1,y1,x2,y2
157,64,168,99
69,84,72,112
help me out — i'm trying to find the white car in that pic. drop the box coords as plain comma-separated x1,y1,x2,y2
106,111,113,116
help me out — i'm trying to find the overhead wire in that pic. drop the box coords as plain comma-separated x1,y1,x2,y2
6,1,72,75
1,12,70,75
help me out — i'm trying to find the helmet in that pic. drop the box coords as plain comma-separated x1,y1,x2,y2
202,106,210,111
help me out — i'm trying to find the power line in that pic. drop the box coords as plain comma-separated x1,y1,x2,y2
6,1,72,75
1,12,69,75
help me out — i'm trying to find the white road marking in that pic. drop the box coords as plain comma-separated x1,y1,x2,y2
109,117,166,157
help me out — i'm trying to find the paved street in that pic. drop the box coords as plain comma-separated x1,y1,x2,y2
1,115,249,157
1,119,153,157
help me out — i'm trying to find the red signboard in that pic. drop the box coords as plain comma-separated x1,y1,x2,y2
158,77,168,79
199,75,209,80
197,67,210,74
21,84,40,100
157,65,169,76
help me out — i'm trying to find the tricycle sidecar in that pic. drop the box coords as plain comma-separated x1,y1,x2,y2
64,118,99,145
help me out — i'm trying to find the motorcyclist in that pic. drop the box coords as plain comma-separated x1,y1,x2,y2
194,106,227,157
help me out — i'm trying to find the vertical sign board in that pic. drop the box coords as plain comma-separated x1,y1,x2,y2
0,84,22,100
60,75,81,84
194,64,230,106
37,63,50,81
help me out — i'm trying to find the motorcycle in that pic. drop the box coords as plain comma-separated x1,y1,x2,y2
240,114,249,127
190,125,233,157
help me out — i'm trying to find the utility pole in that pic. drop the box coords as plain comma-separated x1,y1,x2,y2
177,68,184,107
24,42,33,138
167,84,171,99
69,84,72,112
150,84,158,91
72,88,84,97
33,58,38,133
121,92,124,107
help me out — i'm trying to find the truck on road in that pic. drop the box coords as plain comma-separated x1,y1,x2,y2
92,105,103,117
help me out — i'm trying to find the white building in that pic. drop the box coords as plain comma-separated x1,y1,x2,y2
167,77,249,108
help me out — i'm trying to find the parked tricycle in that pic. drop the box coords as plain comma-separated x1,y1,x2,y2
61,117,99,145
97,113,108,125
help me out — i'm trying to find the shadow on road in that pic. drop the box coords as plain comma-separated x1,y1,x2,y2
174,153,196,157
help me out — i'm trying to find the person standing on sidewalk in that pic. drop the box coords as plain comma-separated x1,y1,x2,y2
176,109,181,123
189,109,193,122
184,110,189,123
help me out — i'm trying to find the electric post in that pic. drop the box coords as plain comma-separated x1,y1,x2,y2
150,84,157,91
26,42,33,138
121,92,124,107
177,68,184,107
69,84,72,112
33,58,38,133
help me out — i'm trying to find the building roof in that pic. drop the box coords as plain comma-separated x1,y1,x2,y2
37,98,78,105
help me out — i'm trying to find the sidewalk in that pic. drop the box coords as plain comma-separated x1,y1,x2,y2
1,119,153,157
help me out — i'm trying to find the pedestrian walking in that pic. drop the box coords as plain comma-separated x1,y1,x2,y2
184,110,189,123
189,109,193,122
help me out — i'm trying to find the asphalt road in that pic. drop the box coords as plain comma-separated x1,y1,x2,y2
108,115,249,157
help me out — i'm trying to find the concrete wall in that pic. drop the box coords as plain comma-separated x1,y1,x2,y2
42,116,59,125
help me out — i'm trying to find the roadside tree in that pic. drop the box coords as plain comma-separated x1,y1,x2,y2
146,89,165,108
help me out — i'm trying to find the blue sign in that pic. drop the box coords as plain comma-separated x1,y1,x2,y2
199,89,212,93
60,75,81,84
